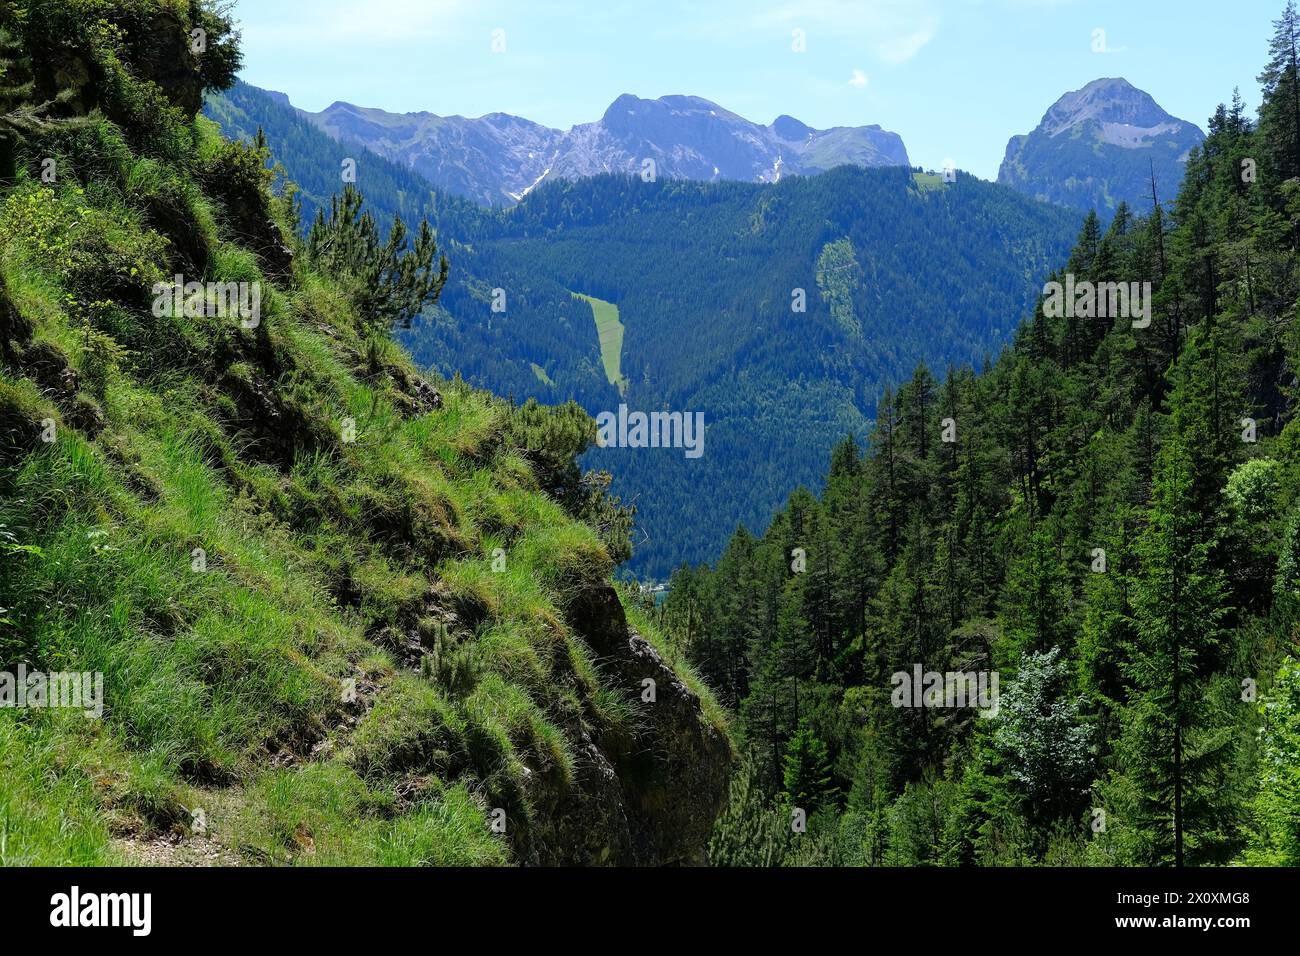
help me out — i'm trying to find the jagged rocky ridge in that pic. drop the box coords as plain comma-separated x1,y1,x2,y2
298,89,909,205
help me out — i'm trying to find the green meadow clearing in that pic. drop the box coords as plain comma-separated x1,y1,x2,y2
575,293,626,395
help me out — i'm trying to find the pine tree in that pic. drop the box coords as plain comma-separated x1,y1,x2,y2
708,753,791,867
1001,525,1072,659
884,778,950,866
304,185,448,334
869,385,903,563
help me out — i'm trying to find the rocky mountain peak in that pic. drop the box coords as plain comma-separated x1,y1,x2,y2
998,78,1204,214
1041,77,1175,137
771,114,815,141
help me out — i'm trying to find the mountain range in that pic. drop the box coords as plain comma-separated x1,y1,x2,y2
205,76,1210,576
296,92,911,206
998,77,1205,214
283,77,1202,216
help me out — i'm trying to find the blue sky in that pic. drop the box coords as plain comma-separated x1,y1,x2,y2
230,0,1285,181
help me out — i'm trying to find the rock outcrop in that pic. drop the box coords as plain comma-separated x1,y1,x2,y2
532,584,732,866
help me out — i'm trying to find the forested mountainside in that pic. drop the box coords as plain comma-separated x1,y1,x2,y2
0,0,727,866
458,171,1081,578
204,80,1086,579
663,11,1300,867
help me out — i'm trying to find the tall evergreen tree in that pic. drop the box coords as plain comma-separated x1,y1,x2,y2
1259,0,1300,181
1114,441,1234,866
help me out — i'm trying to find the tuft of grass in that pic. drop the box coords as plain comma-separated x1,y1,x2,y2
347,674,464,778
0,716,120,866
225,761,506,866
465,673,576,787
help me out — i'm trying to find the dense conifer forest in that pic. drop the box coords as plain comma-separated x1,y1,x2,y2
657,10,1300,866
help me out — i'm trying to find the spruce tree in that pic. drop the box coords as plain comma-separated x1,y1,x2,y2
1115,440,1234,866
782,722,840,812
1258,0,1300,181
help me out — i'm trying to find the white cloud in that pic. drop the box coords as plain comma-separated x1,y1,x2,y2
749,0,940,64
877,28,937,65
849,69,869,88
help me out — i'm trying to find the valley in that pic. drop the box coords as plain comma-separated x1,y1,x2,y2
3,0,1296,886
211,75,1205,580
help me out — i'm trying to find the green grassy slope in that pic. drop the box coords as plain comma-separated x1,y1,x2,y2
0,1,728,867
